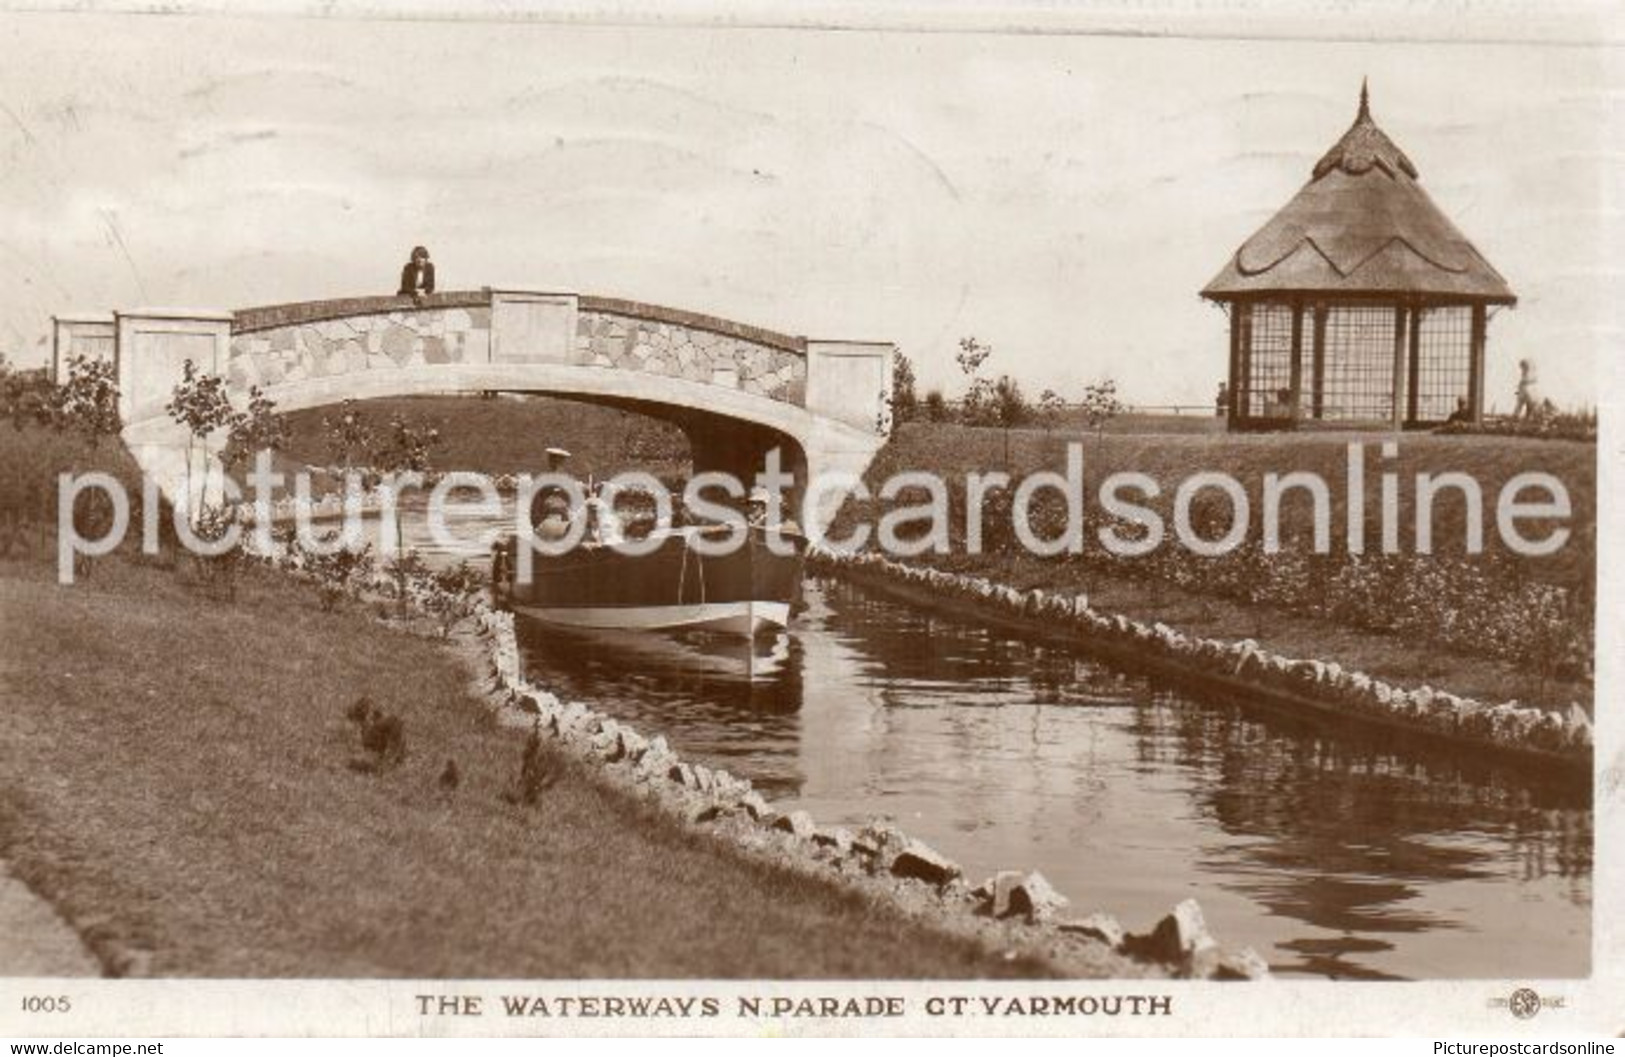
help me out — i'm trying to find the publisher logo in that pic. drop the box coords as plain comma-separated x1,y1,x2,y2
1508,988,1542,1020
1488,987,1564,1020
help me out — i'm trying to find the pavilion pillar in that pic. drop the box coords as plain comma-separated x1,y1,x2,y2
1226,303,1242,426
1406,304,1423,425
1390,305,1407,430
1310,303,1328,419
1235,302,1253,424
1468,304,1487,423
1288,302,1305,426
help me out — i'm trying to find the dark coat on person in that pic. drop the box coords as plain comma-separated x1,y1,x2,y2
398,260,435,297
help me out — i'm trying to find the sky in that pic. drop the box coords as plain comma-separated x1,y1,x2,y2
0,6,1618,409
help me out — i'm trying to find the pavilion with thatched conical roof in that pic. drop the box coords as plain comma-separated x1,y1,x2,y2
1202,82,1516,430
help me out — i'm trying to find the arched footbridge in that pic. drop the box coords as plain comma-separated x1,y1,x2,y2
54,289,895,533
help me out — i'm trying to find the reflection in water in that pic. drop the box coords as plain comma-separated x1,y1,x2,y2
516,576,1590,981
389,503,1589,981
518,621,809,789
1135,686,1589,979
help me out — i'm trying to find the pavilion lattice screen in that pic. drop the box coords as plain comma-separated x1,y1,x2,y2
1242,304,1294,418
1318,305,1398,422
1235,301,1478,425
1412,306,1472,422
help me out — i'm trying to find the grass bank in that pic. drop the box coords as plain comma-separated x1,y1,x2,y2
0,552,1060,977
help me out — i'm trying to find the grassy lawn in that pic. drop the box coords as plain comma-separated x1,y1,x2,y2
275,394,689,482
0,553,1054,978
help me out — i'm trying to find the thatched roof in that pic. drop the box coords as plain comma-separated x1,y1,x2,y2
1202,84,1516,304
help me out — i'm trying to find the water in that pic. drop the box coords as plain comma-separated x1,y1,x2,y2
389,499,1592,981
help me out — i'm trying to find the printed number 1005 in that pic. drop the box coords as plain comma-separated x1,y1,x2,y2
21,995,72,1013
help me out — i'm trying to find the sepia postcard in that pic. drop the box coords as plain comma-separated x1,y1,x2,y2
0,0,1619,1039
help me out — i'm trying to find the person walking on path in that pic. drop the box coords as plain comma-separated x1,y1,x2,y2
1513,358,1541,419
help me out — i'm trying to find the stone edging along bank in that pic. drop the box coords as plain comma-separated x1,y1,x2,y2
464,601,1270,981
804,547,1593,781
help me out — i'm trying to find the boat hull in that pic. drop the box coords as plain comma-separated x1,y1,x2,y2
500,525,803,637
512,600,791,635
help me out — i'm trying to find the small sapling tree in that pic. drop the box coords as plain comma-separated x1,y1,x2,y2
220,385,289,560
1037,388,1068,431
990,374,1029,466
165,359,234,525
955,336,996,427
221,385,289,477
321,398,377,484
369,411,443,615
1080,378,1125,436
954,335,991,378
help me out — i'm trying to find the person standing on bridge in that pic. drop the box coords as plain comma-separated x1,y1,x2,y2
398,245,435,304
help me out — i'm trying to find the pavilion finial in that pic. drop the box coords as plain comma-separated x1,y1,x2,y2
1310,75,1417,180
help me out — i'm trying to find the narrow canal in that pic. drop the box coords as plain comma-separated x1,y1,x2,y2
391,504,1592,981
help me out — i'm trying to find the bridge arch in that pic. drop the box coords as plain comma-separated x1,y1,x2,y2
58,289,894,533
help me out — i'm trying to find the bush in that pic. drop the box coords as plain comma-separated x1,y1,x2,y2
279,529,374,611
188,504,247,601
1437,411,1596,443
346,696,406,773
2,357,57,432
507,728,557,806
891,353,918,423
417,561,484,638
992,375,1028,430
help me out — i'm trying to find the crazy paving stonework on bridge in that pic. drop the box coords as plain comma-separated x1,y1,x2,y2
55,288,893,534
575,308,806,404
229,302,495,384
221,293,810,407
